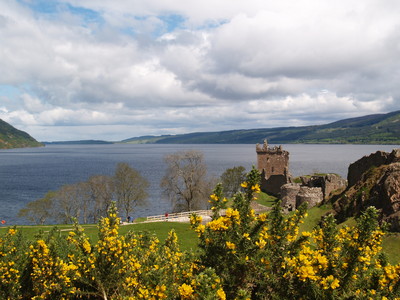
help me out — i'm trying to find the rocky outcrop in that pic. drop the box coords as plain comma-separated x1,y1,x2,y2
347,149,400,187
334,149,400,231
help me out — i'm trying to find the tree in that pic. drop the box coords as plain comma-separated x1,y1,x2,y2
18,191,56,225
114,162,149,220
161,150,213,212
220,166,246,198
53,183,83,224
87,175,115,222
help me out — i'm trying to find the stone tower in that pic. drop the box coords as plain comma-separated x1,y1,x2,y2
256,140,291,195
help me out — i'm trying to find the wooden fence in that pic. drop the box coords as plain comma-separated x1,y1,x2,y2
146,209,224,222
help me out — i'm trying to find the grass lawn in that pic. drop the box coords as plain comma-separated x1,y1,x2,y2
255,192,278,207
123,222,198,251
0,221,198,252
2,207,399,263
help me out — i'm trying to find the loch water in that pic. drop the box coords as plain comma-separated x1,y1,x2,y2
0,143,398,225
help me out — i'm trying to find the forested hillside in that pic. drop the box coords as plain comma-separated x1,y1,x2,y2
0,119,43,149
123,110,400,144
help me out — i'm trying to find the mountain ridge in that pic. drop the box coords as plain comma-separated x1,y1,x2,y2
122,110,400,144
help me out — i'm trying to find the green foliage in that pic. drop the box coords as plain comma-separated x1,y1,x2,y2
219,166,246,198
191,168,400,299
0,119,43,149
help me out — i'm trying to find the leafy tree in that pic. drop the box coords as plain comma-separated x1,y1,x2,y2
18,191,56,224
220,166,246,198
161,150,213,212
114,162,149,220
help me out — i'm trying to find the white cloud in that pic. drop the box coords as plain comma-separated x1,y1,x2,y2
0,0,399,141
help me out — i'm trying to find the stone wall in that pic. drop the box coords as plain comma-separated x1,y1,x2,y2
256,140,291,195
300,174,346,199
296,186,323,208
281,183,300,211
281,174,346,211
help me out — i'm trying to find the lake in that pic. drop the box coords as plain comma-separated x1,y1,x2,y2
0,143,398,225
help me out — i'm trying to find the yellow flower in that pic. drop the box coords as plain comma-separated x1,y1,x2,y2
251,184,261,193
370,289,376,295
225,208,240,220
258,213,267,222
226,241,236,250
320,275,340,289
241,182,248,188
217,288,226,300
178,283,194,298
210,194,219,201
7,228,17,236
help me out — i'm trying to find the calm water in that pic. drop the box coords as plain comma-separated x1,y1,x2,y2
0,144,398,225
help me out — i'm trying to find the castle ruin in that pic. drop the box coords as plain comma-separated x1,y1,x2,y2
256,140,291,195
256,140,347,209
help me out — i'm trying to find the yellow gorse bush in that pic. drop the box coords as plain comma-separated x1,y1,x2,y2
191,166,400,299
0,166,400,299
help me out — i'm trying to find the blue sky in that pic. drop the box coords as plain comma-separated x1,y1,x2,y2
1,0,399,141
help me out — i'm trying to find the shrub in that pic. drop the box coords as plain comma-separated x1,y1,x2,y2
1,167,399,299
191,166,400,299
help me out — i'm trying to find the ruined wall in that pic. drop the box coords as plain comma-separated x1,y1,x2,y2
256,140,289,178
256,140,291,195
296,187,323,208
281,183,301,211
300,174,347,199
281,174,346,211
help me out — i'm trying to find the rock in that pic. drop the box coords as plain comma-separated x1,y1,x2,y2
348,149,400,187
334,149,400,231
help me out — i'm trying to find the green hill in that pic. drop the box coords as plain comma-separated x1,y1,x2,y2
0,119,43,149
123,110,400,144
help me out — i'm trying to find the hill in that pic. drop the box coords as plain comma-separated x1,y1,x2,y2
0,119,43,149
43,140,113,145
123,110,400,144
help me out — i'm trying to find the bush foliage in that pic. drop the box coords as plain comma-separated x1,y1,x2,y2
1,167,400,299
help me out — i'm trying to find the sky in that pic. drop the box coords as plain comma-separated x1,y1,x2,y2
0,0,399,142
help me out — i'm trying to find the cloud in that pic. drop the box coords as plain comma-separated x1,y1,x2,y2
0,0,399,141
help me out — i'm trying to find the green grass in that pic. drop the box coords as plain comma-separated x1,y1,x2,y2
2,210,400,263
382,233,400,265
0,221,198,252
298,204,333,233
256,192,278,207
127,222,198,251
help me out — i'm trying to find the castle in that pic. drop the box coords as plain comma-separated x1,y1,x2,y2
256,140,291,195
256,140,347,211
